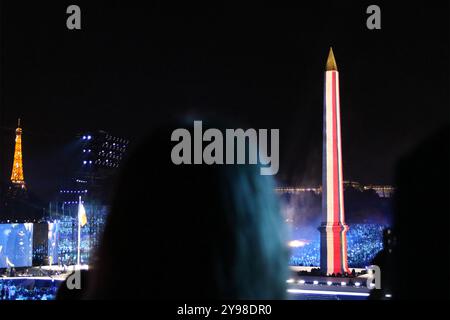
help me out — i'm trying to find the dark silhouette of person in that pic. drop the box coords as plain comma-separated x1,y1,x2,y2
370,125,450,299
80,120,288,300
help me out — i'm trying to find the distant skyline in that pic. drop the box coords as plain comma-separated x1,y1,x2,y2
1,2,449,201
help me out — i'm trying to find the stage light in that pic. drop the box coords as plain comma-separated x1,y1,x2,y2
298,280,305,285
385,294,392,298
87,135,92,140
313,280,319,285
341,282,346,286
355,282,361,287
287,289,370,297
82,136,86,140
327,281,332,286
286,279,295,284
83,161,87,165
288,240,307,248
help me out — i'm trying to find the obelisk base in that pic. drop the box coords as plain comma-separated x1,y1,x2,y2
319,223,350,276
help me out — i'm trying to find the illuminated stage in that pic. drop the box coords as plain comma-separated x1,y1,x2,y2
286,266,375,300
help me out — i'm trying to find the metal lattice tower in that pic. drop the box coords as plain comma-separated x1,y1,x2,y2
10,118,26,189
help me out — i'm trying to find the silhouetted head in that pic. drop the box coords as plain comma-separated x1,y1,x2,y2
373,125,450,300
86,119,288,299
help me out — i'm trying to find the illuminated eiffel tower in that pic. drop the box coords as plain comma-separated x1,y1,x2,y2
1,119,44,222
10,118,26,189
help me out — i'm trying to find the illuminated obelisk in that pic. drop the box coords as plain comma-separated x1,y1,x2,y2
319,48,349,275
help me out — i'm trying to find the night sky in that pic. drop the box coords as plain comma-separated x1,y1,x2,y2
1,1,449,201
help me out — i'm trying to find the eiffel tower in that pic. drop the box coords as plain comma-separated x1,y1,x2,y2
1,119,34,222
8,118,27,199
10,119,26,189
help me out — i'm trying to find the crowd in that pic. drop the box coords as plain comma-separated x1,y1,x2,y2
289,224,386,268
289,242,320,267
0,223,385,300
0,281,59,300
1,266,66,278
347,224,385,267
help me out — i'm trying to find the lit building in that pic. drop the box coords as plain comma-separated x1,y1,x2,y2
50,130,130,209
46,130,130,265
363,185,395,198
275,183,395,198
275,186,322,195
343,181,363,191
73,129,130,204
78,130,129,183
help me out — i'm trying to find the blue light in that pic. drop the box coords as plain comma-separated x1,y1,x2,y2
82,136,87,140
83,161,87,165
289,223,385,268
87,135,92,140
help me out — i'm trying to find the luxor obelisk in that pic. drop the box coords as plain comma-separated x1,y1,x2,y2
319,48,350,275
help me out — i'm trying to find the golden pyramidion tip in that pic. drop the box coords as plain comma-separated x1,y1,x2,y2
326,47,338,71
